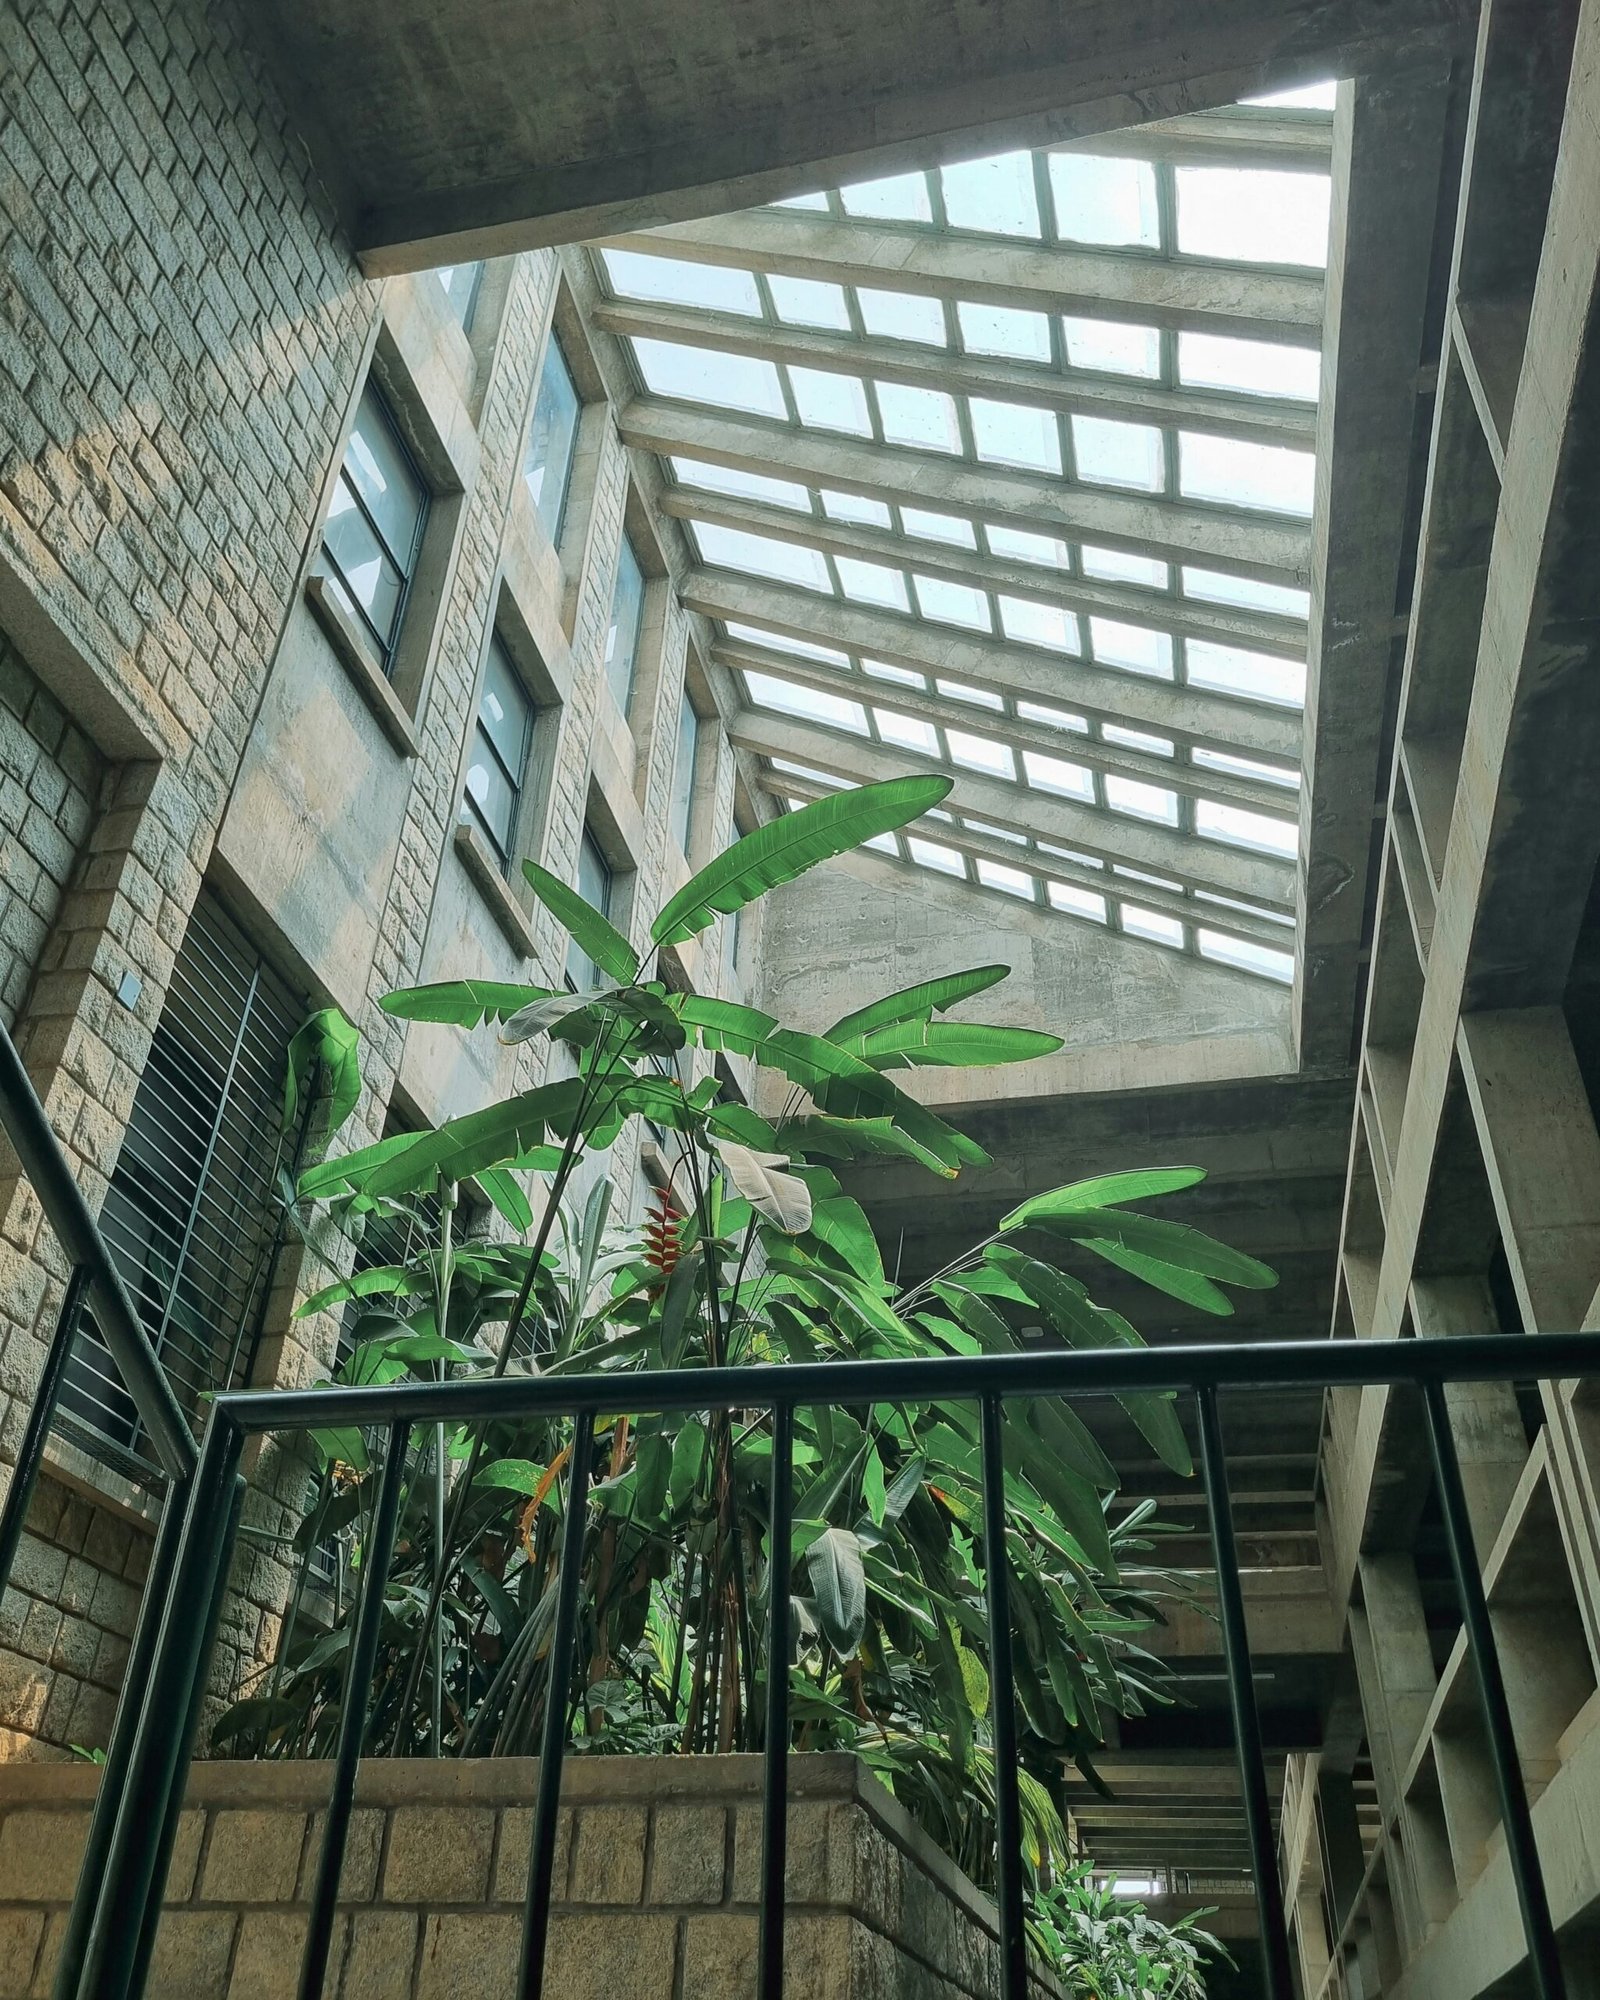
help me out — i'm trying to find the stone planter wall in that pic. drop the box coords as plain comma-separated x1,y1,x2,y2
0,1753,1058,2000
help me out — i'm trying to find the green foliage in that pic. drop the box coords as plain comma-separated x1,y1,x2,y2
1029,1865,1233,1998
235,777,1275,1928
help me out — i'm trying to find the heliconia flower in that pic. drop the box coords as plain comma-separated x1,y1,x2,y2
642,1186,683,1280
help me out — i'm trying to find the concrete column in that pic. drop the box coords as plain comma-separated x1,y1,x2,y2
1409,1275,1529,1548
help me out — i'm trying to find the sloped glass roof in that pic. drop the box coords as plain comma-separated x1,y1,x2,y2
590,94,1335,984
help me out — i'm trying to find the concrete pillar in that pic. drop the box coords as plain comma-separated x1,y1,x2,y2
1410,1276,1529,1548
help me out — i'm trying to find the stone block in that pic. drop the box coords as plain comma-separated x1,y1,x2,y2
491,1806,571,1904
0,1808,86,1899
300,1805,384,1902
733,1802,837,1905
166,1810,207,1904
568,1803,647,1904
415,1912,521,2000
200,1808,307,1903
227,1911,307,2000
782,1914,853,2000
144,1910,237,2000
544,1913,676,2000
340,1910,418,2000
0,1909,45,1998
384,1806,494,1904
649,1804,726,1905
682,1913,757,1996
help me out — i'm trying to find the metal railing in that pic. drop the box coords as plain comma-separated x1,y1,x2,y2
57,1330,1596,2000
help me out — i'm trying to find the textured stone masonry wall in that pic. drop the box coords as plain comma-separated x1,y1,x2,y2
0,1754,1057,2000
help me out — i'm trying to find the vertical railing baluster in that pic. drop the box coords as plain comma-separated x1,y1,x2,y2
1195,1383,1295,2000
0,1264,90,1595
758,1399,795,2000
518,1408,594,2000
979,1395,1027,2000
1422,1378,1564,2000
298,1420,410,2000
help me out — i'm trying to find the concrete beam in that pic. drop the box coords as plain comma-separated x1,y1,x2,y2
1066,107,1335,174
621,399,1314,582
604,211,1325,342
250,0,1473,270
731,707,1297,902
686,569,1305,759
592,295,1319,450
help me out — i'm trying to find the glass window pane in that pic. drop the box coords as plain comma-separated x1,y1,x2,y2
1198,929,1294,980
790,367,872,435
1245,81,1337,109
976,858,1034,898
908,835,965,875
1192,745,1299,788
877,381,961,452
999,596,1079,652
941,152,1040,237
432,262,484,330
671,457,810,510
1048,881,1107,920
669,694,699,852
971,398,1062,472
479,636,533,772
346,387,428,568
769,274,853,328
1023,751,1093,800
823,489,893,528
903,508,977,548
914,575,991,630
569,831,614,989
724,621,847,666
1062,316,1161,378
1187,639,1306,706
601,248,763,316
1182,567,1311,619
1124,905,1184,946
631,336,786,417
957,301,1052,361
1048,154,1160,248
526,336,582,540
876,709,940,756
323,477,404,645
936,679,1003,710
745,671,867,733
604,538,647,711
695,523,832,592
864,658,925,688
858,288,947,345
1091,618,1174,678
1180,433,1315,514
1073,415,1165,491
1106,776,1178,823
948,729,1015,779
1082,544,1169,589
1196,799,1297,855
1019,701,1089,733
1179,331,1320,401
463,737,518,858
1176,167,1331,266
840,171,933,222
836,557,908,610
986,524,1069,568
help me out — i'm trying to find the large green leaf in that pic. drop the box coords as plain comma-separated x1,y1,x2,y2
713,1140,812,1233
1035,1207,1277,1290
999,1168,1207,1232
298,1127,435,1202
826,966,1011,1049
283,1007,362,1134
1077,1238,1236,1315
806,1526,868,1657
380,980,551,1028
650,775,953,946
522,859,640,983
855,1020,1064,1071
358,1079,593,1200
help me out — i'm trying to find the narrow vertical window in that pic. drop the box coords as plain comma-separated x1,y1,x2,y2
319,384,430,677
525,334,581,544
462,636,535,871
604,535,647,712
669,692,700,856
432,261,484,332
568,828,615,991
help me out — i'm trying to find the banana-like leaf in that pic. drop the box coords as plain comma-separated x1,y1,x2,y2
283,1006,362,1134
298,1126,435,1202
855,1020,1064,1071
651,774,953,946
805,1194,883,1282
826,965,1010,1049
522,859,640,983
380,980,551,1027
806,1525,868,1657
499,985,629,1042
1033,1206,1277,1290
1079,1238,1236,1315
999,1167,1207,1231
712,1140,812,1233
358,1079,594,1200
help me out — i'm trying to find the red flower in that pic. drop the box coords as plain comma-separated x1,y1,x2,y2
642,1187,683,1280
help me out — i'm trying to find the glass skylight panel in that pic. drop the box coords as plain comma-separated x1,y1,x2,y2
771,190,830,210
789,366,873,435
1047,154,1161,249
1175,167,1331,267
695,523,831,591
999,596,1079,653
863,831,900,854
965,817,1027,844
771,757,847,787
941,152,1041,237
948,729,1016,779
977,858,1035,898
1019,701,1089,733
877,382,962,453
724,621,847,665
858,288,947,345
1199,929,1294,981
1179,332,1320,401
970,398,1062,472
864,657,925,687
836,556,909,610
671,458,810,510
937,679,1003,710
1192,746,1299,788
876,710,940,756
1106,776,1179,824
1103,724,1173,756
747,673,866,733
1182,567,1311,619
602,249,762,316
1196,800,1298,855
915,575,992,630
1023,751,1094,800
1124,905,1185,946
1048,881,1108,921
1188,639,1307,706
840,171,933,223
1245,81,1338,110
1091,618,1174,678
1082,544,1169,589
633,338,785,417
908,835,966,875
957,301,1053,361
1180,433,1314,515
1073,415,1165,492
823,489,893,528
903,507,977,548
986,524,1069,568
768,274,853,329
1062,316,1161,378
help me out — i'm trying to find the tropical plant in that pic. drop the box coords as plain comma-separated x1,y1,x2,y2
1029,1865,1233,1998
224,773,1276,1907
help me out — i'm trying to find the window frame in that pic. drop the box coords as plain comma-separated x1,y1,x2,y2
567,826,616,992
461,631,537,874
320,381,432,681
525,330,583,548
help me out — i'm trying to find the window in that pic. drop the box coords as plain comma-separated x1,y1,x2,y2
432,262,484,332
462,636,535,869
604,536,647,712
669,692,700,855
568,829,615,990
58,890,307,1477
525,333,582,544
320,383,429,677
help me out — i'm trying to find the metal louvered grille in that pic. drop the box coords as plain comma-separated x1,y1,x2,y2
57,889,306,1481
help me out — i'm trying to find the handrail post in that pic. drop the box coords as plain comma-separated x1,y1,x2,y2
979,1395,1028,2000
0,1264,89,1593
757,1399,795,2000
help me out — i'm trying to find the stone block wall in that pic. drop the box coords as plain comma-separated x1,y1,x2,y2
0,1754,1059,1999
